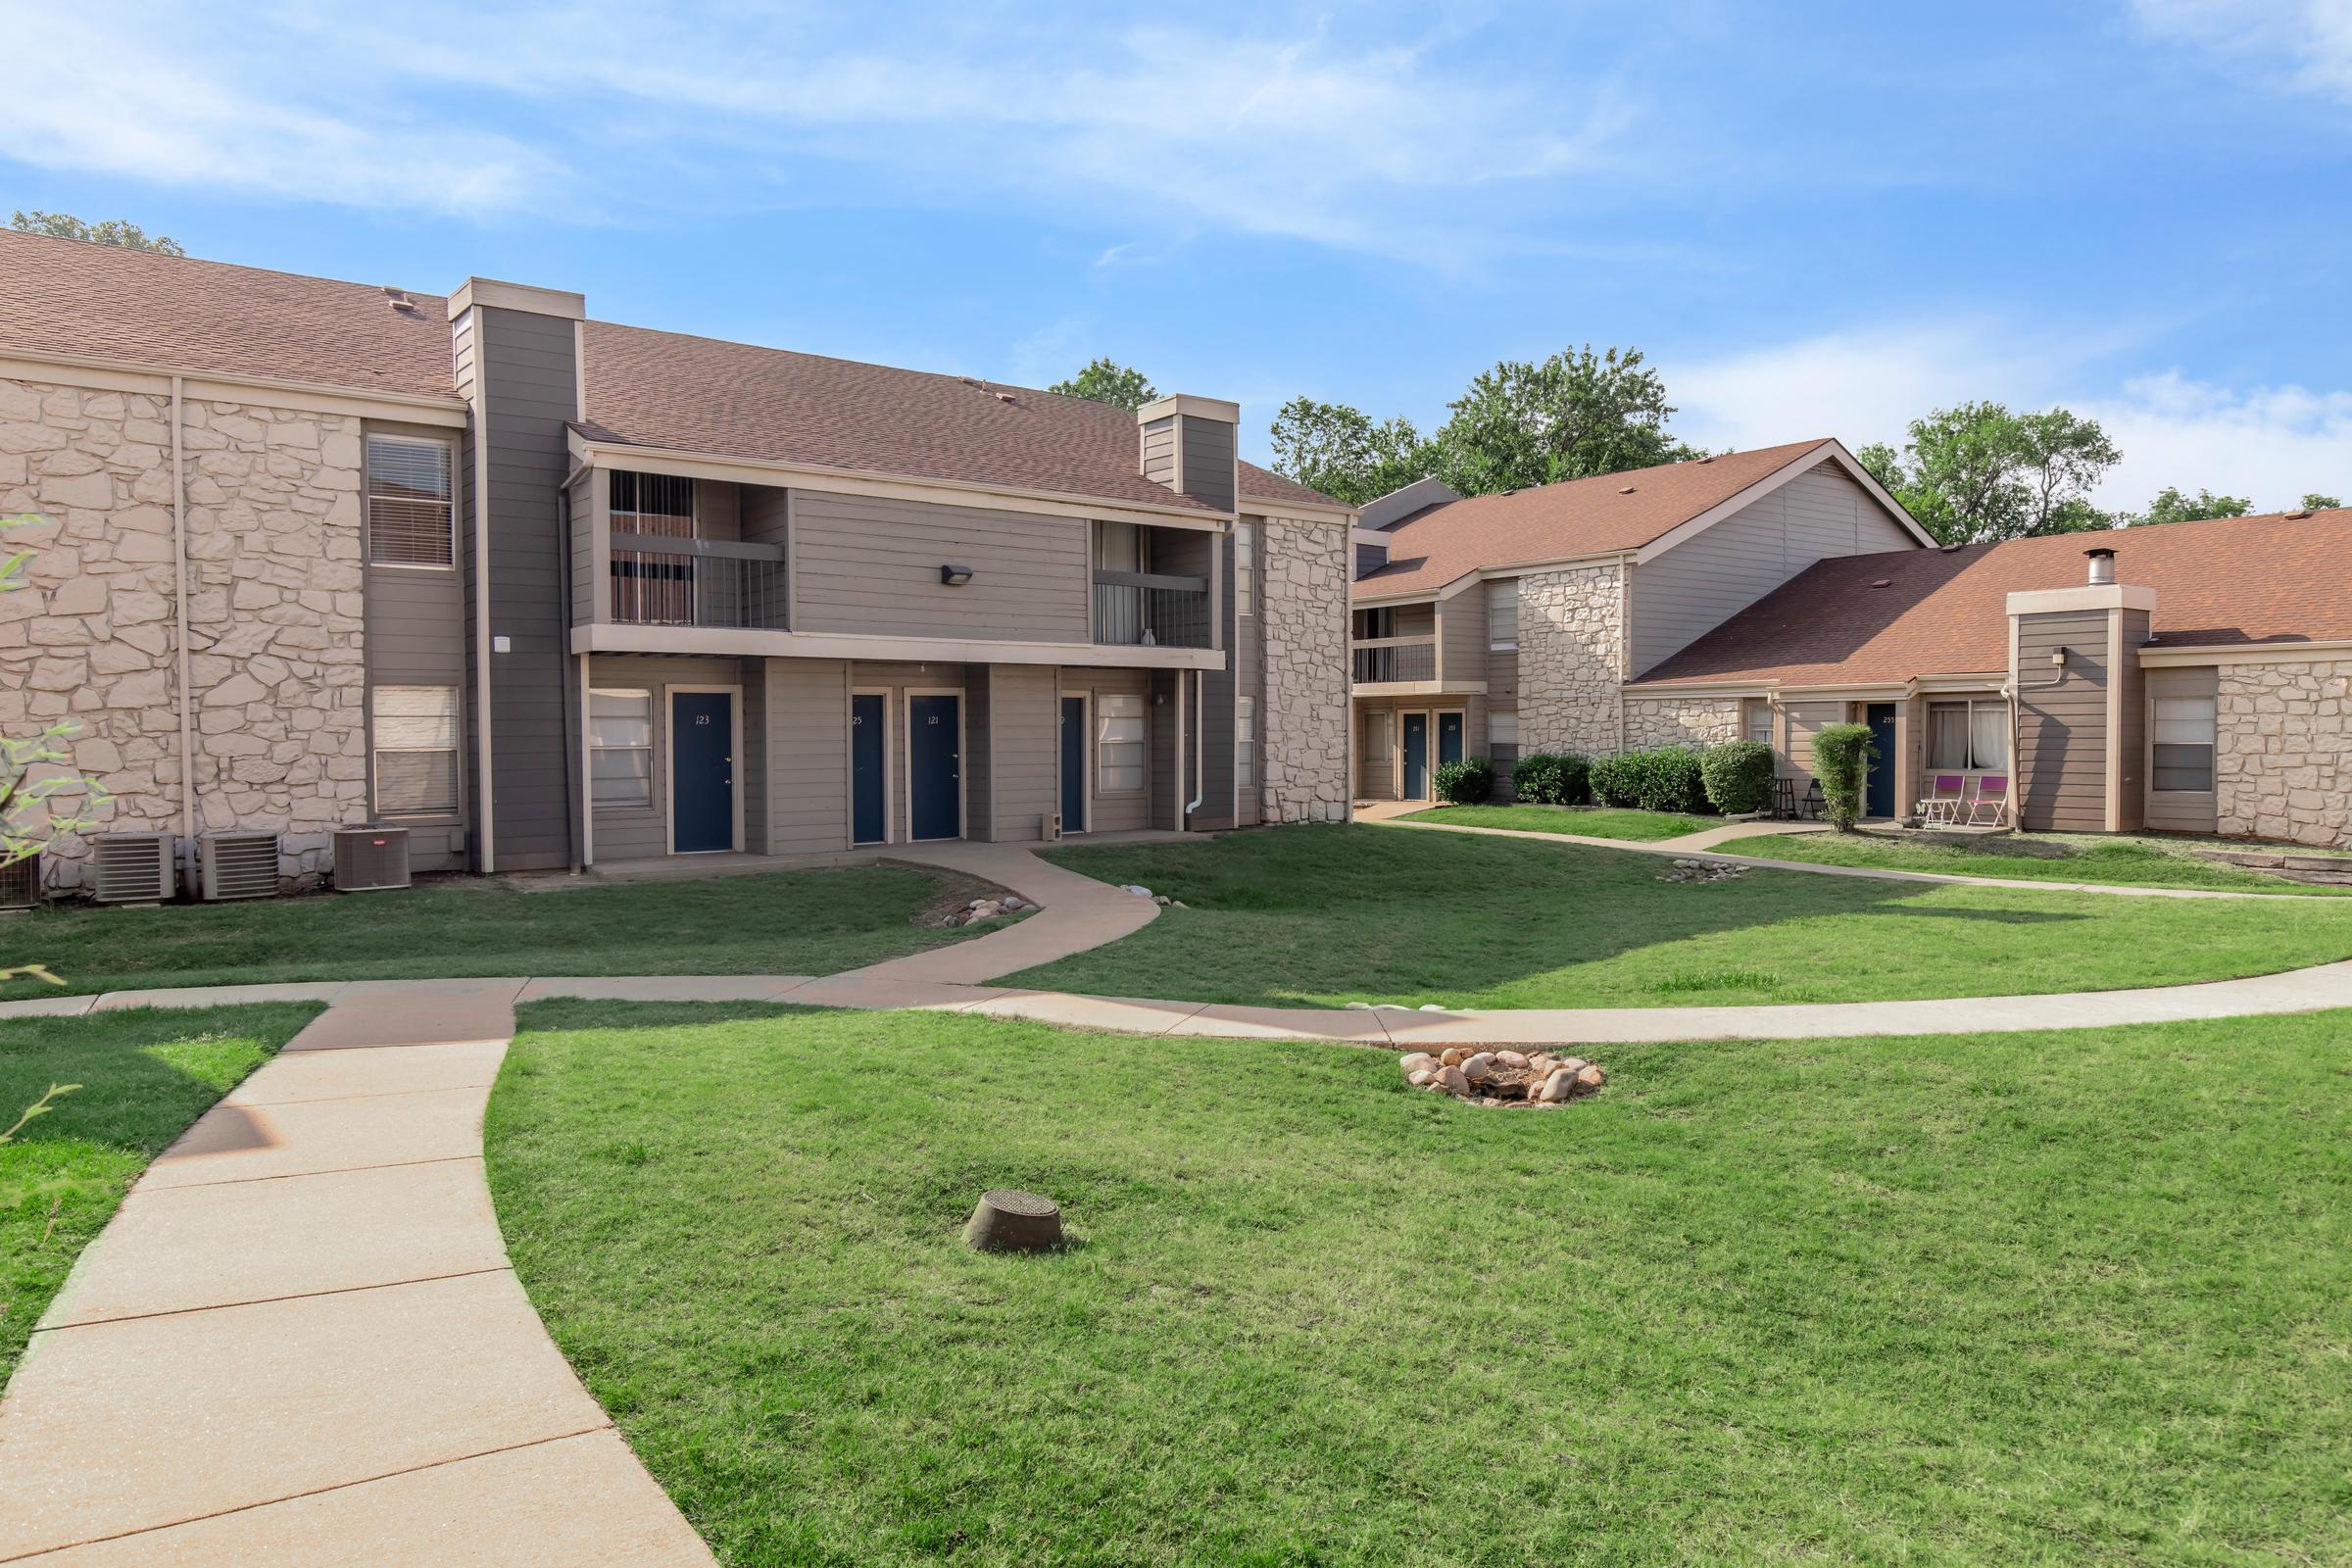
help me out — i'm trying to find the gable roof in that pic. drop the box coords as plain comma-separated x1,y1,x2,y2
0,228,459,400
0,229,1342,516
1351,439,1916,599
1633,508,2352,688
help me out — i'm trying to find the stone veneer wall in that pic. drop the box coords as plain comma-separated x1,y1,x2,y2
1254,514,1351,823
2216,659,2352,848
1623,695,1742,750
1516,564,1626,759
0,376,367,889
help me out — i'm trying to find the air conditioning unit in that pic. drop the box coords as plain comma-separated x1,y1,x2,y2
0,853,40,911
198,830,281,902
1042,811,1062,842
332,826,412,892
91,831,177,905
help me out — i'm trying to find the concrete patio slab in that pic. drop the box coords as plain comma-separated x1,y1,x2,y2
0,1271,610,1560
37,1157,505,1330
223,1040,508,1106
284,981,523,1051
136,1084,489,1190
514,974,811,1004
24,1429,713,1567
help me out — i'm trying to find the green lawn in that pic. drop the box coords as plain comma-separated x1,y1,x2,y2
487,1000,2352,1566
1017,824,2352,1008
0,865,992,1001
1395,804,1715,840
1,1004,320,1384
1734,827,2352,895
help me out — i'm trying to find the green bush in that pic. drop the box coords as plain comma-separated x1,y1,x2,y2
1433,757,1494,806
1700,741,1776,815
1592,747,1710,814
1810,722,1876,830
1510,752,1589,806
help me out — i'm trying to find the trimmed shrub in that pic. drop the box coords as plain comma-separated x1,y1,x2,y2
1700,741,1776,816
1433,757,1494,806
1592,747,1710,814
1510,752,1590,807
1811,722,1876,830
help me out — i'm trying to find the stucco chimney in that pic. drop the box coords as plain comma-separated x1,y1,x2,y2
2084,546,2117,586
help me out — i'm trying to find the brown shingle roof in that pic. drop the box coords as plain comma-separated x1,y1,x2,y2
0,228,457,400
1634,508,2352,688
1352,439,1847,598
577,319,1343,514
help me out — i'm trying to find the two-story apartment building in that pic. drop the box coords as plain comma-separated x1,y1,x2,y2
0,231,1355,890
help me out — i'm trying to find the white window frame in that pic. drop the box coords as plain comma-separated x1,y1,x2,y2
1237,695,1256,790
2149,691,2218,795
1742,697,1773,749
588,686,656,813
1235,521,1255,618
1488,579,1519,653
364,433,456,570
1098,691,1147,796
1927,697,2009,772
370,684,462,818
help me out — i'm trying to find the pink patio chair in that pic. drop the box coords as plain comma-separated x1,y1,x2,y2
1916,774,1966,826
1963,774,2009,827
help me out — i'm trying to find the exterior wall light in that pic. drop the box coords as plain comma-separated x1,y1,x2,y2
940,564,974,586
2051,647,2069,667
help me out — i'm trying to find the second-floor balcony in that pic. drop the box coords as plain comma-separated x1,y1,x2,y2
1093,568,1212,650
1352,634,1436,683
610,533,789,630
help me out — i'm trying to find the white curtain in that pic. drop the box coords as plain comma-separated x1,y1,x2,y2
1928,705,1970,769
1969,703,2009,771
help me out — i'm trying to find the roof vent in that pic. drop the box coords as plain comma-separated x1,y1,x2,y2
2285,509,2314,520
995,391,1017,404
959,376,983,388
1617,485,1636,495
1870,578,1892,588
2084,546,2117,586
1693,454,1716,464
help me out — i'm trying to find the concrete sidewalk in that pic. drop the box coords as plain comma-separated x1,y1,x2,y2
0,982,714,1567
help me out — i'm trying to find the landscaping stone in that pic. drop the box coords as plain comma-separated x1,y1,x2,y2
1403,1045,1606,1108
1660,858,1747,884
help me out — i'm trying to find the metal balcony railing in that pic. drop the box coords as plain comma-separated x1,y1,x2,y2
1351,636,1436,682
609,533,789,630
1093,569,1212,649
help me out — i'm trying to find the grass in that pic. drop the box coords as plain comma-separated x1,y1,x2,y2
486,1000,2352,1566
0,864,995,1001
1,1004,320,1384
1394,804,1716,840
1733,827,2352,895
1015,824,2352,1009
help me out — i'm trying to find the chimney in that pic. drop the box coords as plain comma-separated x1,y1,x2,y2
1137,395,1240,514
2084,546,2116,586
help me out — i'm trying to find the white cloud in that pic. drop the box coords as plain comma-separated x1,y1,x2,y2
2132,0,2352,100
1673,325,2352,512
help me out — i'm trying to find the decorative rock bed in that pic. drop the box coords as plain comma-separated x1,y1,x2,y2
942,894,1030,928
1658,858,1746,884
1399,1047,1605,1107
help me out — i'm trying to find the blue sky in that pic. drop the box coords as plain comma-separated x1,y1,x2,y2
5,0,2347,509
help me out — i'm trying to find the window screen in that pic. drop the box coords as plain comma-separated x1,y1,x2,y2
366,436,454,566
1742,699,1772,747
1098,693,1146,794
372,685,460,815
1488,579,1519,650
1490,710,1519,746
590,688,655,809
2151,694,2216,792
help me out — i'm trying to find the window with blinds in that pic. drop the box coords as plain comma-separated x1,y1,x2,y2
590,688,656,809
610,472,697,625
2151,694,2216,792
1098,693,1146,794
1490,710,1519,746
372,685,460,816
1488,579,1519,651
1742,698,1773,747
366,436,454,567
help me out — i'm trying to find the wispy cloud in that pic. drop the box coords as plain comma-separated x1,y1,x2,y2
0,2,1643,259
2131,0,2352,100
1672,323,2351,511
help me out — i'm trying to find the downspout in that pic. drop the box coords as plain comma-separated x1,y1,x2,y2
170,375,195,843
1185,668,1205,823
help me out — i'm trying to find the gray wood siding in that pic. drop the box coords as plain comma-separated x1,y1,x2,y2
1439,587,1486,689
794,491,1089,642
2115,609,2149,831
1149,668,1178,828
740,658,768,854
964,667,995,840
1142,416,1177,490
566,466,596,627
1179,416,1236,513
769,658,851,855
1356,702,1396,800
1487,651,1519,708
1629,464,1919,672
1061,666,1152,833
1781,700,1847,780
989,663,1058,841
585,654,749,861
2016,611,2110,831
479,306,579,871
2144,663,2218,833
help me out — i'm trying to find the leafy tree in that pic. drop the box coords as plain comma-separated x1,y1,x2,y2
9,210,184,256
1047,358,1156,412
1864,402,2120,544
1266,397,1434,506
1429,345,1698,495
2300,493,2342,511
2120,487,2253,527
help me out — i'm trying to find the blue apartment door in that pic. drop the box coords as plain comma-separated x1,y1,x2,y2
1438,712,1465,768
669,691,734,853
909,694,962,841
1865,703,1897,818
1059,697,1087,832
851,693,886,845
1401,712,1430,800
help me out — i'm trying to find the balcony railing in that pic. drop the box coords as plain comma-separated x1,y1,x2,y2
1093,568,1212,649
610,533,789,630
1352,635,1436,683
